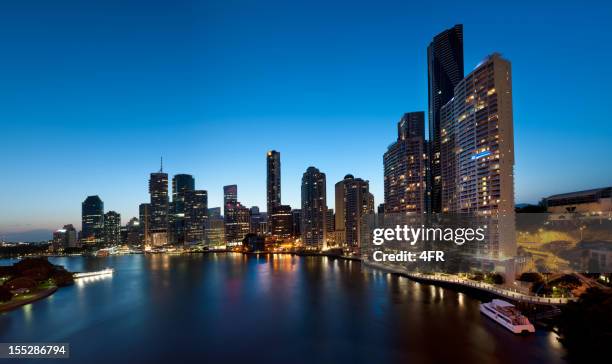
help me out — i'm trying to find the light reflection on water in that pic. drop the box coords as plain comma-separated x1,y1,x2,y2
0,254,567,364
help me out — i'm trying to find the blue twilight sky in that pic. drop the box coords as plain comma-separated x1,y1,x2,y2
1,0,611,236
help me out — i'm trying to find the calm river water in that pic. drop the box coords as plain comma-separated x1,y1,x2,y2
0,254,566,363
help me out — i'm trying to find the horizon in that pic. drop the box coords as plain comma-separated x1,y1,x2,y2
2,0,612,238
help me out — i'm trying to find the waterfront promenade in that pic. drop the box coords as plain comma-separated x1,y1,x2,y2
364,261,575,305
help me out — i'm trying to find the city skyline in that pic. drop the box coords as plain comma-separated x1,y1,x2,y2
2,1,612,236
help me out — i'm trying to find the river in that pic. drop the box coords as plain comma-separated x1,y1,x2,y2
0,254,566,363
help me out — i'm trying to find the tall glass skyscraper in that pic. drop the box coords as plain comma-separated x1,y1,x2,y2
266,150,281,214
171,174,195,244
81,195,104,246
428,24,464,213
149,166,169,246
301,167,327,248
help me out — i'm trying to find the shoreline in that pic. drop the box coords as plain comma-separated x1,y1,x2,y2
0,286,58,313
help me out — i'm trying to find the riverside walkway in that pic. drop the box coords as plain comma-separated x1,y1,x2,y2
364,261,575,305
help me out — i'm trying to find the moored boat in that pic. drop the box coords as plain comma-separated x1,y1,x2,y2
480,299,535,334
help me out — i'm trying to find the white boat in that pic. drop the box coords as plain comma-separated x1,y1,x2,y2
74,268,114,279
480,299,535,334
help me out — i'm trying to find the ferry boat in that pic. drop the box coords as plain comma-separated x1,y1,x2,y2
480,299,535,334
73,268,114,279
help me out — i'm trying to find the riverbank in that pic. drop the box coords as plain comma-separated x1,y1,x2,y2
0,285,58,313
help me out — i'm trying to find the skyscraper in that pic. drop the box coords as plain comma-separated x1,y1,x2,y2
384,112,427,213
223,185,249,245
301,167,327,248
184,189,208,244
103,211,121,246
344,175,374,248
249,206,263,235
149,164,169,246
81,195,104,246
334,179,347,246
266,150,281,214
440,53,516,260
139,203,151,245
206,207,225,246
170,174,195,244
428,24,464,213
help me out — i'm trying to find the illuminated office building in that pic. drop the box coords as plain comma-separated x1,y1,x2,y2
185,189,208,244
223,185,249,245
171,174,195,244
103,211,121,246
149,163,169,245
53,224,78,251
270,205,293,240
81,195,104,246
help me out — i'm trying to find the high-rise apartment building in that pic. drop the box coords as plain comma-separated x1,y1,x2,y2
81,195,104,246
184,189,208,244
103,211,121,246
343,175,374,248
428,24,464,213
384,112,427,213
301,167,327,248
440,53,516,260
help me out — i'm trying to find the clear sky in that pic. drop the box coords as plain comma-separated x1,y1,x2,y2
1,0,611,238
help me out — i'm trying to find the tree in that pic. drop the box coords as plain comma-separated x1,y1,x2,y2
557,288,612,361
0,285,12,302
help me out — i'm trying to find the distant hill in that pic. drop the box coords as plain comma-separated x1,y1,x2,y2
1,229,53,243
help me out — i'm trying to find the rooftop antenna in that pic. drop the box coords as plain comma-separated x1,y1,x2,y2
160,156,163,172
